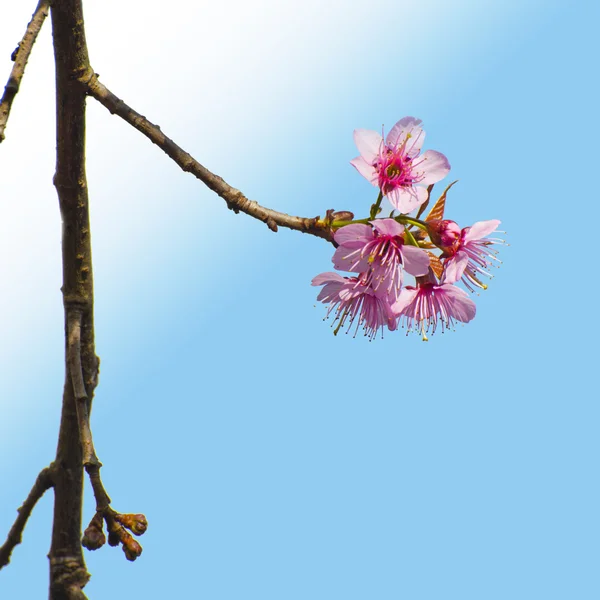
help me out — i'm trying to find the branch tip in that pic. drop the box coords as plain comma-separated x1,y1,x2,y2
0,0,51,143
0,466,54,569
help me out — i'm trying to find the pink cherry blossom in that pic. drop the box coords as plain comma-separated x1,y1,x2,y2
441,219,502,291
427,219,462,251
331,219,429,302
311,272,397,339
392,281,476,341
350,116,450,214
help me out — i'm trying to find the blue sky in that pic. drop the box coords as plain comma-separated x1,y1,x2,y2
1,0,598,598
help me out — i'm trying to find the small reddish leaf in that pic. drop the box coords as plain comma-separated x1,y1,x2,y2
425,180,458,223
427,252,445,280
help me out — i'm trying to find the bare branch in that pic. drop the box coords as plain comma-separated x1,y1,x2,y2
65,305,147,564
0,466,54,569
65,307,147,562
66,307,147,562
66,308,99,468
48,2,96,593
0,0,50,143
83,72,334,242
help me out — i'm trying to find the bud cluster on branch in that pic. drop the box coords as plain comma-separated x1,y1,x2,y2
82,510,147,562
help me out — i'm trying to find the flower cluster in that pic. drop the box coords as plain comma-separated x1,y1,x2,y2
312,116,503,340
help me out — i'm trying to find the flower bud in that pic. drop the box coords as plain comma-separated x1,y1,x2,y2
427,219,461,253
323,208,355,227
115,513,148,536
122,536,143,561
107,530,121,547
330,211,354,222
82,523,106,551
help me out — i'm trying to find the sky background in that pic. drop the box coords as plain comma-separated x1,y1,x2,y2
1,0,598,598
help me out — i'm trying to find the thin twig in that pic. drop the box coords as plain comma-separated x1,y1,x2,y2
0,0,50,143
82,464,146,561
66,307,146,560
66,308,99,468
0,466,54,569
83,72,334,242
86,463,111,512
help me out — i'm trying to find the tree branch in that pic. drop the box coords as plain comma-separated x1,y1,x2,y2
67,308,99,468
0,0,50,143
49,0,96,595
83,72,334,242
66,307,147,562
0,466,54,569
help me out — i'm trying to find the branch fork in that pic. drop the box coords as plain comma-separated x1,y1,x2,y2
67,308,147,561
82,472,147,562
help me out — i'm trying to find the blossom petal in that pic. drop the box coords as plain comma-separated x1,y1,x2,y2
353,129,382,163
386,116,425,157
440,284,476,322
388,185,429,213
442,252,469,284
311,272,346,303
350,156,378,185
391,287,418,315
384,299,399,331
401,245,430,277
332,246,369,273
339,281,369,300
416,150,451,185
334,223,373,248
463,219,501,243
311,272,345,287
370,218,404,237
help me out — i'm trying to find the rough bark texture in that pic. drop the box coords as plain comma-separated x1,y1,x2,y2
48,0,98,597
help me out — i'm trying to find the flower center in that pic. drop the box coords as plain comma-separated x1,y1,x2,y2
386,163,402,178
375,147,415,194
364,235,401,265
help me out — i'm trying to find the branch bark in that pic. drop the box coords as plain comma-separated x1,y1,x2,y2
0,466,54,569
84,73,334,242
0,0,50,143
67,308,99,468
49,0,97,597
